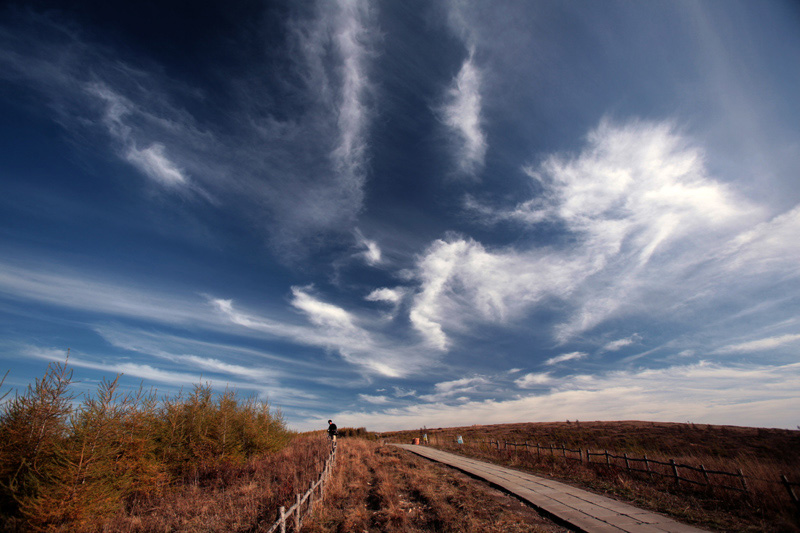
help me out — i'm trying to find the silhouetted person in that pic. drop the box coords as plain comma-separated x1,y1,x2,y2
327,419,337,443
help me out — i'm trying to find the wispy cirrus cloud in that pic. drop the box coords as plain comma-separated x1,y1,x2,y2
717,334,800,354
439,50,486,177
0,3,378,255
545,351,587,365
20,344,318,405
0,260,213,326
602,334,642,352
212,289,437,378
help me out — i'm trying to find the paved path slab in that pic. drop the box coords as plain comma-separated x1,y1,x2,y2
394,444,708,533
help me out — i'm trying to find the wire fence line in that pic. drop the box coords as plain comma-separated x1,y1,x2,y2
264,442,338,533
479,438,798,508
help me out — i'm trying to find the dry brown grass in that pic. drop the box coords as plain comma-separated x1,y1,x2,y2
383,421,800,532
303,439,568,533
105,434,330,532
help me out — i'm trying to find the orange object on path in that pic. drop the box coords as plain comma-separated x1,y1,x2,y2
412,438,420,445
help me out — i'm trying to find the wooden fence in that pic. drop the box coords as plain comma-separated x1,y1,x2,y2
265,442,338,533
484,439,798,505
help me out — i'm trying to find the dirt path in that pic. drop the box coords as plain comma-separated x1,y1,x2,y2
302,439,570,532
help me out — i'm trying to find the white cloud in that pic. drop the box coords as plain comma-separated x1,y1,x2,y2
288,0,376,237
354,230,382,265
358,394,390,405
718,334,800,354
545,351,587,365
365,288,404,304
602,334,642,352
125,143,188,186
440,50,486,176
415,119,798,346
514,372,552,388
393,386,416,398
85,82,212,200
434,376,487,393
419,376,489,402
408,237,584,350
329,0,373,184
291,286,357,331
314,361,800,432
212,290,439,378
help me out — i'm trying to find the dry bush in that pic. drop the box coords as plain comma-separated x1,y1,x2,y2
305,439,566,533
334,426,376,439
106,434,330,532
0,360,294,531
385,422,800,532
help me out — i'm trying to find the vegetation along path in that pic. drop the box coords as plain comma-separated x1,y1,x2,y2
395,444,709,533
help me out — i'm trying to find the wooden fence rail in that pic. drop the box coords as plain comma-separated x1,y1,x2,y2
783,475,800,510
265,442,337,533
482,439,784,497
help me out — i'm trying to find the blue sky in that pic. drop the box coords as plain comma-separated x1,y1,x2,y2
2,0,799,431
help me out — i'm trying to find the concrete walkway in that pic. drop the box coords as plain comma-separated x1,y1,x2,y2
394,444,708,533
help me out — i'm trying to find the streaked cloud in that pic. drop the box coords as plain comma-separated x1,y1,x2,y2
602,334,642,352
0,261,213,326
439,50,486,177
718,334,800,354
358,394,390,405
213,291,437,379
545,351,587,366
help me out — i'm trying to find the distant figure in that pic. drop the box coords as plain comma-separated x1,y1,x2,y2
327,420,338,443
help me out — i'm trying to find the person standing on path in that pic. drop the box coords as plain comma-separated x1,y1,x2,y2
327,420,337,444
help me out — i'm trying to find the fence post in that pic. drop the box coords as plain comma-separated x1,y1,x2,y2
737,469,748,492
605,450,610,466
644,454,652,478
550,443,554,457
624,453,630,472
536,443,541,459
525,441,529,453
781,474,799,506
309,481,315,510
279,506,286,533
700,465,710,486
579,448,583,464
295,494,301,530
586,449,591,464
561,443,566,458
670,459,680,486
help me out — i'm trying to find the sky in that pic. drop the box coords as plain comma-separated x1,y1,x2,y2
1,0,799,432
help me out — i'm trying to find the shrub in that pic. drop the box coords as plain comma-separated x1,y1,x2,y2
0,360,292,530
336,427,376,439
